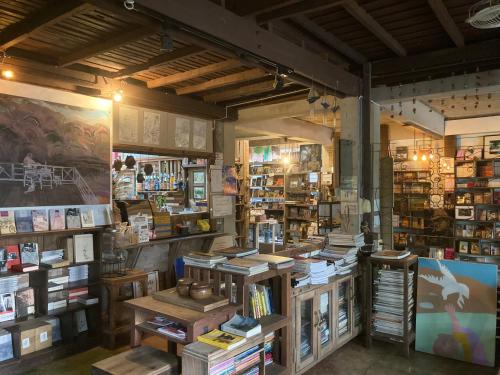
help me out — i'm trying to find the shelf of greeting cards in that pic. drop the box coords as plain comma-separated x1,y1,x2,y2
456,253,500,259
0,227,105,240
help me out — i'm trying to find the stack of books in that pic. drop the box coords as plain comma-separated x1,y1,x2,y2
69,264,89,282
327,232,364,247
264,332,274,366
320,232,364,275
213,247,258,258
248,284,273,319
372,269,414,337
338,283,349,336
183,252,227,269
40,249,69,268
217,258,269,276
244,254,294,270
221,314,261,338
293,257,336,285
0,276,17,322
198,329,247,350
233,346,260,374
291,272,310,288
147,316,187,341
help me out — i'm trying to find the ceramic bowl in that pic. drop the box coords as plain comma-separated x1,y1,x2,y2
176,278,194,297
189,282,212,300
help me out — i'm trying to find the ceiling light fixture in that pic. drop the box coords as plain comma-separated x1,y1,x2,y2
273,67,284,90
113,89,123,102
0,51,13,79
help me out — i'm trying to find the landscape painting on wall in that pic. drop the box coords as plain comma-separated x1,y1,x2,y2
415,258,497,366
0,93,111,207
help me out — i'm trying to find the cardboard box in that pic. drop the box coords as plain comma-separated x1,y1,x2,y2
34,321,52,351
7,323,36,357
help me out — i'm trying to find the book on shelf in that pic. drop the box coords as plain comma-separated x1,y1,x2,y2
80,208,95,228
49,209,66,230
14,210,33,233
197,329,246,350
249,284,273,319
221,314,261,338
13,242,40,272
183,252,228,269
40,249,70,268
75,310,88,332
147,316,187,340
77,294,99,305
371,250,410,260
32,209,49,232
73,234,94,263
68,287,88,303
244,254,294,269
0,245,20,272
0,292,15,322
217,258,269,276
213,247,258,258
65,208,81,229
69,264,89,282
15,287,35,318
0,329,13,361
0,211,16,235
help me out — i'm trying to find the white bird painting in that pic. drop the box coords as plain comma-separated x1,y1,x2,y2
419,260,470,309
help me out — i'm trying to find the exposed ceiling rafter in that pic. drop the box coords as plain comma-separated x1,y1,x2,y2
176,68,267,95
58,25,159,67
147,58,242,89
0,0,92,50
112,45,205,79
427,0,465,47
342,0,406,56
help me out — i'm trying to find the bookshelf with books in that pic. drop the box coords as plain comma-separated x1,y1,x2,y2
454,157,500,259
285,172,321,244
0,216,104,374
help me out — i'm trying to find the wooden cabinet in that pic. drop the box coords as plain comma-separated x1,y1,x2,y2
292,274,362,375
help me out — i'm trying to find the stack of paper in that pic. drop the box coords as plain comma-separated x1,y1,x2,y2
217,258,269,276
183,252,227,269
372,269,414,337
293,257,336,285
244,254,294,269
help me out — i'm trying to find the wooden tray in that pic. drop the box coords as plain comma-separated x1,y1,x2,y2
152,288,229,312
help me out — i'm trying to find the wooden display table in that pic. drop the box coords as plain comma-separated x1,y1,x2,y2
366,254,418,357
101,269,148,348
91,345,178,375
125,296,240,349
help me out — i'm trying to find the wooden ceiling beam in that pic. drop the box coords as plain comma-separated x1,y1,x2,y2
176,68,267,95
111,45,205,79
203,80,277,103
427,0,464,47
147,58,242,89
0,0,92,50
292,15,366,65
135,0,360,96
255,0,345,24
342,0,406,56
58,25,159,67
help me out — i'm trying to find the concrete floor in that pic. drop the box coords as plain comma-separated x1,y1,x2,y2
25,338,499,375
305,339,499,375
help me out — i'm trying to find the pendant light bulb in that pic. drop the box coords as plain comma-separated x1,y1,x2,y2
1,69,13,79
412,151,418,161
421,154,427,161
429,150,434,160
113,89,123,102
283,156,290,165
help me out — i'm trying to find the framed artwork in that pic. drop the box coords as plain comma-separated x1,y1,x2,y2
416,258,497,366
484,135,500,159
193,171,205,185
222,166,238,196
0,83,111,207
299,144,321,171
194,187,206,200
395,146,408,161
455,206,474,220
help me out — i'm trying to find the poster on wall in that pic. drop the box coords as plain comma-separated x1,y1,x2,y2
143,111,161,145
484,135,500,159
415,258,497,367
118,106,138,143
0,93,111,207
192,120,207,150
175,117,191,148
299,144,321,171
223,166,238,196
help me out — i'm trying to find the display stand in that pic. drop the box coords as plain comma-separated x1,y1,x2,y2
366,254,418,357
183,264,292,373
101,269,148,348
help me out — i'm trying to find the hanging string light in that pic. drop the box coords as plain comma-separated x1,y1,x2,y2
412,129,418,161
0,51,13,79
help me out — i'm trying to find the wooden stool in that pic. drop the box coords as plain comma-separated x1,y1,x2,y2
101,269,148,348
91,345,178,375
